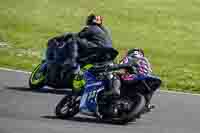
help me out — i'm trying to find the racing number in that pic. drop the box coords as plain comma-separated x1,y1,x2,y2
87,90,97,101
80,90,97,108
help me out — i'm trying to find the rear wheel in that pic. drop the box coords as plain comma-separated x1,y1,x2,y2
29,63,46,89
55,95,80,119
117,94,146,124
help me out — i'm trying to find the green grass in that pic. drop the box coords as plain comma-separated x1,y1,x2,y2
0,0,200,93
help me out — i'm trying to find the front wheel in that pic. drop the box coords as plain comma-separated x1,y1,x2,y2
55,95,80,119
29,63,46,89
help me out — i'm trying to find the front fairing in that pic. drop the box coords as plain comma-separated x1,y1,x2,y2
79,71,106,114
121,74,162,94
41,48,47,61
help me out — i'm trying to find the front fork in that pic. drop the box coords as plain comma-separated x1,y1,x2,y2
40,48,48,72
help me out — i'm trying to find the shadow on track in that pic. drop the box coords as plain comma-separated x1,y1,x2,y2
42,115,101,123
4,86,72,95
41,115,135,125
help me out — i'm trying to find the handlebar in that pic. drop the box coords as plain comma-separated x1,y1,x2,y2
89,63,138,73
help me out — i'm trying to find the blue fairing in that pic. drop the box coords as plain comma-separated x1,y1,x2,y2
134,74,161,81
133,74,162,91
79,71,105,114
40,62,47,71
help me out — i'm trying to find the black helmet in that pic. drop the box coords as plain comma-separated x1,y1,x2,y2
127,48,144,57
86,14,103,25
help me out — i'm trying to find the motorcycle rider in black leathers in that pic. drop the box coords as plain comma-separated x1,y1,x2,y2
72,14,115,92
77,14,112,49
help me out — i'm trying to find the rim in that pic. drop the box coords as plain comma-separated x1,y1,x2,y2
60,97,76,114
61,103,70,114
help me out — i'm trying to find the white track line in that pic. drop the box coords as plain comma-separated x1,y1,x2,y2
0,67,31,74
160,90,200,96
0,67,200,96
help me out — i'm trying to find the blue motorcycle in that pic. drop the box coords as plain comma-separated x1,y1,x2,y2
55,63,162,124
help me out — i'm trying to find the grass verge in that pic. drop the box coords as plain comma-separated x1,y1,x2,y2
0,0,200,92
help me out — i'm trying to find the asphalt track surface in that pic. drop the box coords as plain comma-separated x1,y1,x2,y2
0,69,200,133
